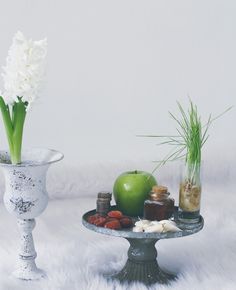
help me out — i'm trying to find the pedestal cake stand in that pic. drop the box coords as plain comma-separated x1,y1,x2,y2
82,207,204,286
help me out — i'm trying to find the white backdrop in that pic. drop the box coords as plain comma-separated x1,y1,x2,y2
0,0,235,169
0,3,235,289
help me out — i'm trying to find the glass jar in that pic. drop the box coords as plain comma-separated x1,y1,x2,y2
178,162,201,223
144,185,175,221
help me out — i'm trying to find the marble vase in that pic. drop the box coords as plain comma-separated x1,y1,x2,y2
1,148,63,280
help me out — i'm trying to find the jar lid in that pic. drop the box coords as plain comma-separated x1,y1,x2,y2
97,192,112,199
152,185,168,194
149,185,169,200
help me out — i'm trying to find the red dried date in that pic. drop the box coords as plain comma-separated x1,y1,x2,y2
93,217,107,227
87,214,101,224
107,211,123,219
120,217,133,228
104,220,121,230
105,217,118,223
88,211,133,230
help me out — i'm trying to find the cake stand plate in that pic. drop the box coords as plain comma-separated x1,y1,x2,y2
82,206,204,286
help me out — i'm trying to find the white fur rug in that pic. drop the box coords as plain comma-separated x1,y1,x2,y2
0,165,235,290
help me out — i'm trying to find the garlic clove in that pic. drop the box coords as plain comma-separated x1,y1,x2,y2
162,223,182,233
132,226,144,232
159,220,176,225
150,221,160,225
144,224,164,233
135,220,151,227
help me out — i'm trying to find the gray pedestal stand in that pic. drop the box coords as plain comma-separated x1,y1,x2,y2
82,207,204,286
111,238,176,285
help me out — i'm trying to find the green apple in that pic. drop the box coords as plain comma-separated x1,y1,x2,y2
113,170,157,217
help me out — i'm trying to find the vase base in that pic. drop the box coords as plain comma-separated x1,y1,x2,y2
13,268,46,280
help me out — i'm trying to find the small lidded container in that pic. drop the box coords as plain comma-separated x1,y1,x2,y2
144,185,175,221
96,192,112,216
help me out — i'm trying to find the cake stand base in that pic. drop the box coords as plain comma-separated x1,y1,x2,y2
107,238,177,286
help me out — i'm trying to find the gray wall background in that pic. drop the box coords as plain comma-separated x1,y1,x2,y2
0,0,235,171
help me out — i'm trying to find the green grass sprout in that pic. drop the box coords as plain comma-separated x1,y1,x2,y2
138,101,233,178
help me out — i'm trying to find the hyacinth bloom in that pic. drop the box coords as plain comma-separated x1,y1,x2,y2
0,31,47,164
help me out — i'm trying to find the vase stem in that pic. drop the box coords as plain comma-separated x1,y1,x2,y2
14,218,45,280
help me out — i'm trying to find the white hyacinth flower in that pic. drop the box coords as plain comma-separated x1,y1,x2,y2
2,31,47,106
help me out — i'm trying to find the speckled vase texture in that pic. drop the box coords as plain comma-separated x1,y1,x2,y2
0,148,63,280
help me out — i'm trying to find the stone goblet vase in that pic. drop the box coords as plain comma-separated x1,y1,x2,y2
1,148,63,280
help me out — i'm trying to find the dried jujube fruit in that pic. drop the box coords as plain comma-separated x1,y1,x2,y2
107,210,123,219
87,211,132,230
120,217,133,228
104,220,121,230
93,217,107,227
87,214,101,224
105,217,117,223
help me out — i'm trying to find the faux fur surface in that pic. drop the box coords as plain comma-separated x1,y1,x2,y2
0,180,235,290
